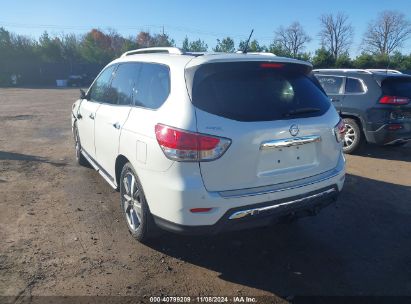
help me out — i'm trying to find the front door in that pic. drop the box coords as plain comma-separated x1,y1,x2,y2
78,64,116,159
315,74,345,113
94,63,140,179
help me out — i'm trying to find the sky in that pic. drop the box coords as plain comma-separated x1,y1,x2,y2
1,0,411,56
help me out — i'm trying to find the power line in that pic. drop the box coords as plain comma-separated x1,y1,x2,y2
0,21,263,41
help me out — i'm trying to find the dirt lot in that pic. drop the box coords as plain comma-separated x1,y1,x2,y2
1,88,411,302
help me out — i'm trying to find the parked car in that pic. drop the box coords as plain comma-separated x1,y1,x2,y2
313,69,411,153
67,74,90,87
72,47,346,242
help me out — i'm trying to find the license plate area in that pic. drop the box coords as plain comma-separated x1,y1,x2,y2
257,143,317,176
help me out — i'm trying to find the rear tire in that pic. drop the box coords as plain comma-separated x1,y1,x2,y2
342,118,363,154
120,162,157,242
73,123,89,166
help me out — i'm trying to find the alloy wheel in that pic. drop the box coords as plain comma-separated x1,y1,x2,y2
121,171,142,232
344,123,356,149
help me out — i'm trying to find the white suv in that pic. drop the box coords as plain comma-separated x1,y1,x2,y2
72,47,346,242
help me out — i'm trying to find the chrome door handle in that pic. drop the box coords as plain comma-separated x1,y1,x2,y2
89,113,95,120
112,122,120,129
260,135,322,150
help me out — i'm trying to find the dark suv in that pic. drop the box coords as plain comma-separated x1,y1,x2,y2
313,69,411,153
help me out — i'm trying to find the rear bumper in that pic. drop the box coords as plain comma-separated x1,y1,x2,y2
365,122,411,145
139,152,345,232
153,185,339,235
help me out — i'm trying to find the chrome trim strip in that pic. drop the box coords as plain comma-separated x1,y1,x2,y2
228,188,336,220
260,135,321,150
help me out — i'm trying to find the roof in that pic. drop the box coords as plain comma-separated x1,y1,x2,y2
112,47,312,70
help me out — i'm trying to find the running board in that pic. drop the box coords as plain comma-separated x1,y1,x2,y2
81,150,117,189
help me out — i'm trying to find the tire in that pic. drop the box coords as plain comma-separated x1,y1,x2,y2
342,118,363,154
120,162,156,242
73,123,89,166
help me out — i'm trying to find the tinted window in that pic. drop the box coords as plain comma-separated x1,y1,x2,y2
316,75,344,94
190,62,330,122
108,63,140,105
89,65,116,103
345,78,365,93
134,63,170,109
382,77,411,98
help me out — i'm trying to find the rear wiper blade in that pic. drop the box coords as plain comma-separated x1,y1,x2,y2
283,107,321,117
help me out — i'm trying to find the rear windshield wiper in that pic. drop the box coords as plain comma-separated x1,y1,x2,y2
283,107,321,117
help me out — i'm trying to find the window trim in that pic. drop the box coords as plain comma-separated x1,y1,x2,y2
344,77,368,95
314,74,346,95
130,61,171,111
87,63,118,104
105,62,142,107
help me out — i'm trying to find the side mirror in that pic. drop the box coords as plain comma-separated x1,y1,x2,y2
80,89,88,100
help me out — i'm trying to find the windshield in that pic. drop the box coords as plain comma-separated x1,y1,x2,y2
188,62,331,122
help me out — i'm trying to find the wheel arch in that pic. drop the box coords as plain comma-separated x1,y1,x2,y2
115,154,130,190
340,114,366,138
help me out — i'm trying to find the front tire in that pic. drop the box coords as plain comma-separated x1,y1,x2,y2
120,162,156,242
343,118,363,154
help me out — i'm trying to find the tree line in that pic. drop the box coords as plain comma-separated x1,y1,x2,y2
1,10,411,85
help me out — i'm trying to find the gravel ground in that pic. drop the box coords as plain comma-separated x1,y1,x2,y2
0,88,410,302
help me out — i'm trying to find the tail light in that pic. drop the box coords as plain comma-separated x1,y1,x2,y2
334,119,346,143
386,124,403,131
379,96,410,105
155,124,231,162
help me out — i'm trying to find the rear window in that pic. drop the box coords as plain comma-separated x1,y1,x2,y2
189,62,331,122
381,77,411,98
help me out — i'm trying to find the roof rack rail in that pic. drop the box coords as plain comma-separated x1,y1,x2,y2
366,69,402,74
312,68,373,74
121,47,184,57
235,51,276,56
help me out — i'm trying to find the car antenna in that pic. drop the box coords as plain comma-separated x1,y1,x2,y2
242,29,254,54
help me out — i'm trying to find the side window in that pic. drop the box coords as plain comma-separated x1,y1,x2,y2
316,75,344,95
345,77,365,94
134,63,170,109
89,65,116,103
109,63,140,105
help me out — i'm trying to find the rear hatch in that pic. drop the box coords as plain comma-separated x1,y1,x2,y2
185,59,342,192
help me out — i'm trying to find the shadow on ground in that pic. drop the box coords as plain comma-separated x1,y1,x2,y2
0,151,67,167
356,143,411,162
147,174,411,296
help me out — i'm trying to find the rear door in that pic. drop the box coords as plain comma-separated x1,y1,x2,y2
94,63,139,178
78,65,116,159
315,74,345,113
341,76,368,115
189,62,341,192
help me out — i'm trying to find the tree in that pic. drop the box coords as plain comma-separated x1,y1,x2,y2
238,39,266,52
136,31,153,48
38,31,63,63
80,29,114,65
152,33,175,47
362,10,411,56
335,53,353,68
213,37,235,52
274,22,311,58
268,42,290,57
181,37,207,52
319,13,353,60
312,47,335,68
